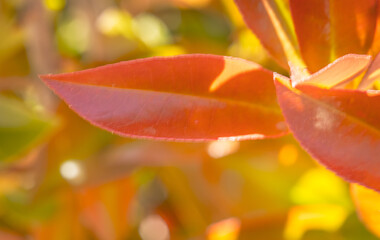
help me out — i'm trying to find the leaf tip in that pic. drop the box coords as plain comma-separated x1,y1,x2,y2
38,74,55,83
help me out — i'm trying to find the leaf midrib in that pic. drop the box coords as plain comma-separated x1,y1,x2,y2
48,79,284,115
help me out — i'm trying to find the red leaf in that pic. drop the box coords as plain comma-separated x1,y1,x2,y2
40,54,287,141
274,74,380,192
234,0,302,69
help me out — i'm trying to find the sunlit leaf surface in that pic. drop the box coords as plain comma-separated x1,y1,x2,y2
291,54,371,88
41,54,287,141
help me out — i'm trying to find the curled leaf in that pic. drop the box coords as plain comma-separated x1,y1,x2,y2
291,54,371,89
359,52,380,90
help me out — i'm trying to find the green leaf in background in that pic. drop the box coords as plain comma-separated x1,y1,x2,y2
290,168,352,209
0,94,54,163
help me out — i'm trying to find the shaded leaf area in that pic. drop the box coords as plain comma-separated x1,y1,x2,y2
371,2,380,54
275,74,380,192
0,95,53,163
234,0,303,69
41,55,287,141
290,0,378,72
359,52,380,89
235,0,379,73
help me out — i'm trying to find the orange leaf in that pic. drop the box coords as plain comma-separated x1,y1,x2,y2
289,0,331,72
370,1,380,54
351,183,380,238
274,73,380,192
40,54,287,141
207,218,241,240
290,0,377,72
332,0,377,57
284,204,348,239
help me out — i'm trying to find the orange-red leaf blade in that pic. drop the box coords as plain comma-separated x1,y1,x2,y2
289,0,331,73
370,1,380,54
234,0,302,69
290,0,377,72
331,0,378,57
275,74,380,191
41,55,287,141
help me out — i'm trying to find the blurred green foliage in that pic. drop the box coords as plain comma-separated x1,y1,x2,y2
0,95,53,163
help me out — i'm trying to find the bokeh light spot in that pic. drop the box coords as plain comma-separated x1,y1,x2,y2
132,14,171,47
284,205,348,240
290,168,351,208
207,217,241,240
57,15,90,56
43,0,66,11
60,160,85,184
207,141,240,159
278,144,298,166
96,8,134,38
139,214,170,240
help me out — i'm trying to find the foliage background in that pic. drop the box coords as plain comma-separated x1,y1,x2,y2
0,0,378,239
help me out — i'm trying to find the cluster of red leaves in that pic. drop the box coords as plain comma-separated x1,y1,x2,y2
40,0,380,197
